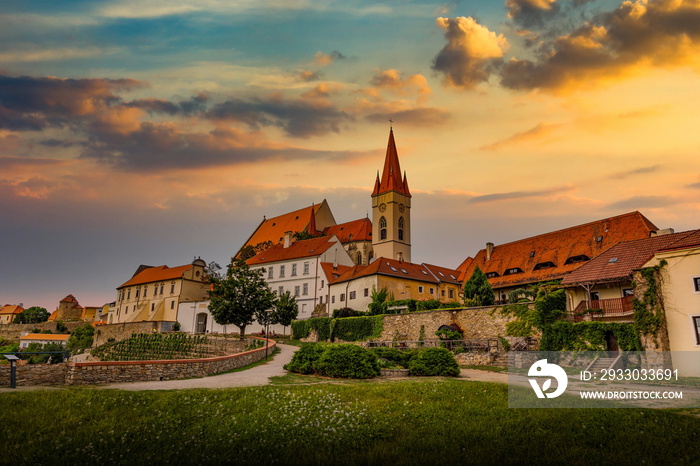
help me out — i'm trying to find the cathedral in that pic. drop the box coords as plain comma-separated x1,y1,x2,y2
237,128,413,265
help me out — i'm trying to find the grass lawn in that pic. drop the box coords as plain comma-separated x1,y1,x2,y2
2,380,699,465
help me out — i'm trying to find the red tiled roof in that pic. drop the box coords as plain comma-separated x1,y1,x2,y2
47,310,59,321
658,229,700,252
333,257,459,285
422,263,461,285
241,204,322,251
119,264,193,288
372,129,410,197
60,294,78,303
562,230,699,285
246,236,338,265
0,304,24,315
323,218,372,243
320,262,354,284
457,212,658,289
20,333,70,341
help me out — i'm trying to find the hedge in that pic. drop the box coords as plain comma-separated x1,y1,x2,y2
540,321,643,351
291,316,384,342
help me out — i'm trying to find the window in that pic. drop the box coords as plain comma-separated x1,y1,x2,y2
135,288,140,298
160,284,164,295
151,303,155,311
364,288,369,297
693,316,700,345
449,289,454,299
303,283,308,295
349,291,356,300
398,216,404,241
533,262,556,270
170,283,175,294
565,255,590,265
623,288,634,297
429,288,435,295
143,286,148,297
693,277,700,293
357,252,362,264
590,292,600,301
127,290,131,299
294,286,300,297
280,265,286,278
321,280,325,288
340,293,345,301
125,306,129,313
380,216,387,240
419,286,424,293
268,267,274,279
278,286,284,295
504,268,523,275
291,264,297,276
441,290,445,297
171,301,175,309
609,258,619,264
486,272,500,278
332,296,335,304
304,262,310,275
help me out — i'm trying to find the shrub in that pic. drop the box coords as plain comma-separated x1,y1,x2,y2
370,347,419,369
331,307,365,318
67,324,95,352
332,316,383,342
415,299,441,312
408,347,460,377
314,344,380,379
284,343,328,374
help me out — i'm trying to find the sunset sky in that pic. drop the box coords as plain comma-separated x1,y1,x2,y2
2,0,700,311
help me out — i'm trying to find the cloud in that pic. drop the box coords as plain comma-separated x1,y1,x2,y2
365,108,450,127
206,96,352,138
506,0,560,28
298,70,321,82
480,122,560,151
609,164,662,180
314,50,346,65
124,94,208,115
369,69,432,102
2,176,56,199
0,74,142,130
468,185,575,204
300,83,344,100
686,182,700,189
0,156,66,169
500,0,700,91
432,17,509,89
605,195,678,210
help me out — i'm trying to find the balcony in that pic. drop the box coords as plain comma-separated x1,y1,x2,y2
570,296,635,322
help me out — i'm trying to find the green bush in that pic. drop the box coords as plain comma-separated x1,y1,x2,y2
408,347,460,377
370,347,419,369
332,316,383,342
415,299,441,312
314,344,380,379
291,320,310,339
283,343,328,374
67,324,95,352
331,307,365,318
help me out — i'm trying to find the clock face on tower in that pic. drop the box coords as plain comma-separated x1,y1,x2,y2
399,204,405,213
379,203,387,212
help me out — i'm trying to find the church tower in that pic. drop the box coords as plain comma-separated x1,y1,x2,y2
371,128,411,262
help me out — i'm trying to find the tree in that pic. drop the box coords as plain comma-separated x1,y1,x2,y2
270,290,298,327
238,241,273,261
368,286,390,315
208,259,276,337
67,324,95,352
462,266,495,306
13,306,50,324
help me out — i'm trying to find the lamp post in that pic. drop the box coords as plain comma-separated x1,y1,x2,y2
3,354,20,388
265,309,272,360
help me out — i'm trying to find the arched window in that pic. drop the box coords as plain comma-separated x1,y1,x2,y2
357,252,362,264
368,251,374,262
379,216,387,240
398,216,405,241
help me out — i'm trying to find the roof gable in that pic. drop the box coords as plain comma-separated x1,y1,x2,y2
246,236,339,265
459,211,658,289
119,264,193,288
323,218,372,243
0,305,24,315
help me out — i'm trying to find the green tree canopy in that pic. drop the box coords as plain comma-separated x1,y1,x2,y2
67,324,95,352
208,259,276,337
13,306,50,324
462,266,495,306
270,290,298,327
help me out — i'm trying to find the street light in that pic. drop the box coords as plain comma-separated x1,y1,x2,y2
3,354,20,388
265,309,273,360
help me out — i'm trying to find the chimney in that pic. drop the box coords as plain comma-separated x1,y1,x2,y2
486,242,494,261
651,228,675,237
283,231,293,248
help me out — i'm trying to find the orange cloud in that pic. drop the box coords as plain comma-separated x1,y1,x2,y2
480,122,561,151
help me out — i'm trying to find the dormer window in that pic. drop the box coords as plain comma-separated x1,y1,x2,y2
486,272,500,278
533,261,556,271
530,251,535,258
596,236,603,243
609,258,619,263
565,255,590,264
503,268,523,275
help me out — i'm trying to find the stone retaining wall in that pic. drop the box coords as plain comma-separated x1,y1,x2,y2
0,339,274,387
92,321,174,347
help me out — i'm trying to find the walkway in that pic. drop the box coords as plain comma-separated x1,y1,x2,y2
101,343,299,391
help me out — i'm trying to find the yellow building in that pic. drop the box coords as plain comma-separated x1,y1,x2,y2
111,258,209,324
0,304,24,325
642,230,700,376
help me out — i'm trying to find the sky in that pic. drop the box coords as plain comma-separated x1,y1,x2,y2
2,0,700,311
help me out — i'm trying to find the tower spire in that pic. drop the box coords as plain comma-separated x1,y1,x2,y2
374,128,411,197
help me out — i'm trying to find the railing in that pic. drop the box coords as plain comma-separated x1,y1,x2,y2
364,339,500,351
571,296,635,320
